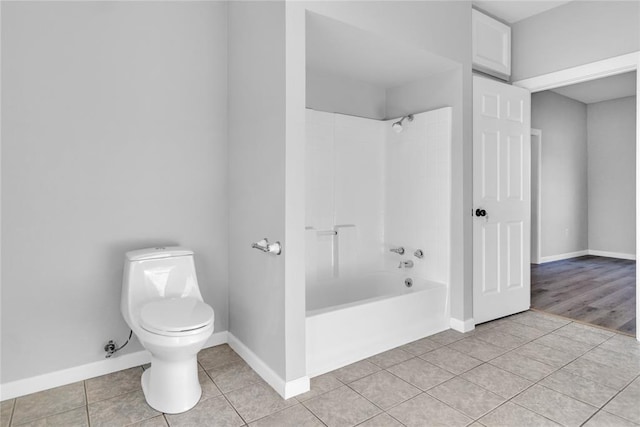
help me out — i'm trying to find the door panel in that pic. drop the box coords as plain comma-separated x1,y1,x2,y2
507,135,523,200
473,75,531,324
482,223,500,294
481,131,500,201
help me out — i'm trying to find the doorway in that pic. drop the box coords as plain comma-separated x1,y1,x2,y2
524,67,637,336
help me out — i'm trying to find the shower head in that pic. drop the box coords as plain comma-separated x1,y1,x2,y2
392,114,414,133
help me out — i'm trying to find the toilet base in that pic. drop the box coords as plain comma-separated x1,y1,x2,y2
141,355,202,414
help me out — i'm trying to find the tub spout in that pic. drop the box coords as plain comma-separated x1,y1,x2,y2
398,260,414,269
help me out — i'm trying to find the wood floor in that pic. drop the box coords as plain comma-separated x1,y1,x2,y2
531,255,636,335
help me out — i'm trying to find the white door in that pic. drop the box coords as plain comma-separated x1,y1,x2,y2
473,75,531,324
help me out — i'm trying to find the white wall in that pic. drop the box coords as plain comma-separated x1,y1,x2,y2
387,68,464,284
305,108,451,288
1,2,229,384
306,69,387,120
384,108,452,284
588,96,637,256
305,110,385,284
512,1,640,82
531,91,588,258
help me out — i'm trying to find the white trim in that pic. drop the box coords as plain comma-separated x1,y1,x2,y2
0,331,228,401
0,349,150,401
204,330,229,348
637,64,640,342
283,376,311,398
531,129,543,265
513,52,640,93
588,250,636,260
538,249,636,263
227,333,309,400
450,317,475,333
539,250,589,264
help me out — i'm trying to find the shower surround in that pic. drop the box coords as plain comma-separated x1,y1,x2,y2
305,107,452,376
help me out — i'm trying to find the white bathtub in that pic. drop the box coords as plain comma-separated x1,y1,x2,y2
306,272,449,377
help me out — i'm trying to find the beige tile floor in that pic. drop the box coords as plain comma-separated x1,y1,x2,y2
2,310,640,426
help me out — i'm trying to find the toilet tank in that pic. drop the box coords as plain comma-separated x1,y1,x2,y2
122,247,204,321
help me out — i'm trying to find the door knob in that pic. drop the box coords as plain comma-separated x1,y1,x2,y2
475,209,487,217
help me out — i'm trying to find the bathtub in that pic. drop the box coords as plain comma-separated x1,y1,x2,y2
306,271,449,377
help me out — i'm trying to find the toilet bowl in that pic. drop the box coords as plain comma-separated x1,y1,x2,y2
121,246,214,414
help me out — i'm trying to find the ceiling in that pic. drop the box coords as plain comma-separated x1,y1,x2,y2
550,71,637,104
306,12,459,89
473,1,573,24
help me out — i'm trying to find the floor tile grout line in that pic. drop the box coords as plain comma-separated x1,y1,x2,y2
83,380,90,427
246,400,326,427
421,386,484,422
489,340,637,425
9,393,89,427
298,395,336,426
450,323,607,423
215,374,294,426
9,398,15,427
460,322,640,418
218,391,249,426
304,403,329,427
379,349,504,421
581,372,640,426
342,376,395,413
509,399,566,426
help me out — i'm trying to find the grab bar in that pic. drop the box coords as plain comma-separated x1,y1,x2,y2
316,230,337,236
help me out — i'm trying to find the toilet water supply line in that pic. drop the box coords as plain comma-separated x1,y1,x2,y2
104,329,133,358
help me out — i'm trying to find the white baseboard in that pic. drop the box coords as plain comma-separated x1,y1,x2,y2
450,317,475,333
227,333,309,400
0,330,228,401
283,375,311,398
205,330,229,348
0,330,311,402
540,250,589,263
0,348,151,401
588,250,636,260
539,249,636,264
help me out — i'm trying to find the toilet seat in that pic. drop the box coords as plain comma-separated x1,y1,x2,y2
140,297,214,336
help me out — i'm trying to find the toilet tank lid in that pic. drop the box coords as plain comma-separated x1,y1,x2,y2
126,246,194,261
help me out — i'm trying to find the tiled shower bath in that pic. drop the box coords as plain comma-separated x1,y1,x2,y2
305,107,454,376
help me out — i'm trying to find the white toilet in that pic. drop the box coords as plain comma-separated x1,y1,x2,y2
121,246,214,414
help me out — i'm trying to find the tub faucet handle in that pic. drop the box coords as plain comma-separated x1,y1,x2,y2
390,247,405,255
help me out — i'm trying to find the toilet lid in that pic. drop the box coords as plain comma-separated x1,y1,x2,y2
140,298,214,335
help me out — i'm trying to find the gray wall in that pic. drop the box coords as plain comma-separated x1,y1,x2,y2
587,96,637,255
1,2,229,383
228,1,289,379
531,91,589,258
512,1,640,81
306,69,387,120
